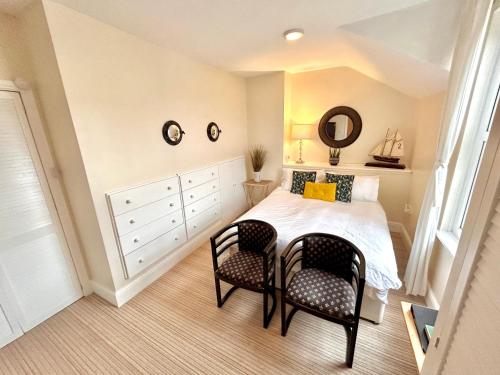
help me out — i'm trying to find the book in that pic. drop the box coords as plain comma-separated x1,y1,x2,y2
411,304,438,353
425,324,434,341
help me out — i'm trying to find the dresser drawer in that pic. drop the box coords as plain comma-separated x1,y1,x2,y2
184,192,220,221
114,194,182,236
186,204,221,239
108,176,179,215
180,166,219,189
119,209,184,255
124,225,187,278
182,179,220,206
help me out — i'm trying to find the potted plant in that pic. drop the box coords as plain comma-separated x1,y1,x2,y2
329,148,341,166
249,145,267,182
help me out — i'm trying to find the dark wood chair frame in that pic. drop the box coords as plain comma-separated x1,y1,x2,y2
280,233,366,368
210,219,278,328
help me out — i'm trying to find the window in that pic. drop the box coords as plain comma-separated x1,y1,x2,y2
441,7,500,249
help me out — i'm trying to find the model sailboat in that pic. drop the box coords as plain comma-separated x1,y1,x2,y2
365,128,406,169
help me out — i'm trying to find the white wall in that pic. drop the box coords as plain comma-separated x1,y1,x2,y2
246,72,285,187
18,1,114,290
287,67,418,166
0,12,31,81
42,0,248,289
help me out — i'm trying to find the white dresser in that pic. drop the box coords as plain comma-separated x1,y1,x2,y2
180,165,222,239
106,176,186,278
105,157,246,282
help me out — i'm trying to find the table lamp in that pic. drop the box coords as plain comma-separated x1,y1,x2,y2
291,124,313,164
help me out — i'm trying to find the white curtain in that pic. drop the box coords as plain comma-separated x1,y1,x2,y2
404,0,494,296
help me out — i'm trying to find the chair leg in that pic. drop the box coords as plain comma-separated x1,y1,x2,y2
215,277,239,308
282,306,299,336
344,325,358,368
263,287,269,328
281,289,287,336
263,275,277,328
214,276,222,307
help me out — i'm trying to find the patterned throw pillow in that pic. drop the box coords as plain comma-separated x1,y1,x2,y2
325,173,354,202
290,171,317,195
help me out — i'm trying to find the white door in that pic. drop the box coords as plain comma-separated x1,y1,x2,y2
0,272,22,348
220,157,248,222
0,91,82,345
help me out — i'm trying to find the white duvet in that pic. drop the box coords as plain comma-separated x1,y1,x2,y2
237,188,402,302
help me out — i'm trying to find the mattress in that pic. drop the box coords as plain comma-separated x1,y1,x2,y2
237,188,402,303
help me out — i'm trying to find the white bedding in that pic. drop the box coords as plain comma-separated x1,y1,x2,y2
237,188,402,302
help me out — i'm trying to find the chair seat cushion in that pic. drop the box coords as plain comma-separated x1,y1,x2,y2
286,268,356,320
216,251,271,288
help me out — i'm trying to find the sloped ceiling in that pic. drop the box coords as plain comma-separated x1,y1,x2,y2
40,0,462,97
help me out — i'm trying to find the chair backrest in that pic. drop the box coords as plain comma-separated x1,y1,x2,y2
237,220,276,253
302,234,360,281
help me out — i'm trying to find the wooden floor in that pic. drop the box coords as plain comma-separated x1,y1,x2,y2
0,233,423,374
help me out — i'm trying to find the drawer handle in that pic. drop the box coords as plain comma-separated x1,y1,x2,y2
193,225,198,229
174,236,179,241
191,209,196,213
190,194,194,199
213,197,217,201
133,237,139,243
212,185,216,189
188,179,192,183
138,258,144,264
125,199,132,204
169,203,175,207
172,219,176,223
211,172,215,176
167,186,172,190
129,218,135,224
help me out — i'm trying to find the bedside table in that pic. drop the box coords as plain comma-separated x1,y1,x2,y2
243,179,273,207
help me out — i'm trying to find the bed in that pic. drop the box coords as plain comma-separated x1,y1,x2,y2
236,186,402,323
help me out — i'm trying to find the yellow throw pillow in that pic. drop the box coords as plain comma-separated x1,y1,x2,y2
303,182,336,202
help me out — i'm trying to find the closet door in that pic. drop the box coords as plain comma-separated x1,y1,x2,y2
0,272,22,348
0,91,82,336
219,157,248,222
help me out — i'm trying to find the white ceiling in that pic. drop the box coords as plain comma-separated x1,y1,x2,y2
5,0,463,97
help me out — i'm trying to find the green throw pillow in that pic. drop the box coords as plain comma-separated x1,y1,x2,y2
325,173,354,202
290,171,317,195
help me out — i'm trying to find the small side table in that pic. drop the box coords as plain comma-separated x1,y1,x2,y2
243,179,273,207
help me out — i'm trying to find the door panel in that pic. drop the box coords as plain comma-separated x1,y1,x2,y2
0,275,22,349
0,91,82,339
219,157,248,222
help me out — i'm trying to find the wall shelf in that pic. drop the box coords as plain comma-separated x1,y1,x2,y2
401,301,425,373
283,161,412,175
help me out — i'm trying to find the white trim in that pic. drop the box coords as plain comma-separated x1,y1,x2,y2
94,220,223,307
422,68,500,374
0,80,91,295
436,229,459,256
283,161,412,175
90,281,118,306
425,285,440,310
388,221,413,253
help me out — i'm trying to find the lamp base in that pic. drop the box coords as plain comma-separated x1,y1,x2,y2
295,159,305,164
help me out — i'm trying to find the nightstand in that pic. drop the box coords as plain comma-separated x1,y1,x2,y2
243,179,273,207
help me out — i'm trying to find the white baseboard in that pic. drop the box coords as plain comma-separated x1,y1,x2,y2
426,285,440,309
90,280,118,306
388,221,413,253
92,220,224,308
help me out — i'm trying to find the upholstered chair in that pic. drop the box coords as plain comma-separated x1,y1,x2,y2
210,219,278,328
280,233,366,368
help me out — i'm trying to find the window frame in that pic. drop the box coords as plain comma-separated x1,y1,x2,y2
440,9,500,251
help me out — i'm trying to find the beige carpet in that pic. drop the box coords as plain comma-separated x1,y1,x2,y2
0,233,424,374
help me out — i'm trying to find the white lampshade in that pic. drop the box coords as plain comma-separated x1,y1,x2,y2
292,124,313,140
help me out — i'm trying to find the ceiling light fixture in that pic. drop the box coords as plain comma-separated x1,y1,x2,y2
284,28,304,41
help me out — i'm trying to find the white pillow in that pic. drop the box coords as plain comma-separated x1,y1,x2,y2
281,168,325,191
352,175,379,202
